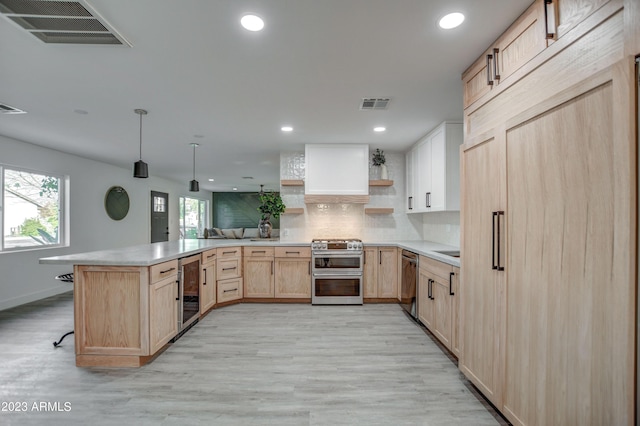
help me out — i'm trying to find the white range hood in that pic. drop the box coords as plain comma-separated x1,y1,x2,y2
304,144,370,203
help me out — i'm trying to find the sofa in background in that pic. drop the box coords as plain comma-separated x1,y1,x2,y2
204,227,279,239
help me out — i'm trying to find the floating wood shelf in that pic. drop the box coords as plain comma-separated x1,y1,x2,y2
365,208,394,214
280,179,304,186
369,180,394,187
304,194,370,204
283,208,304,214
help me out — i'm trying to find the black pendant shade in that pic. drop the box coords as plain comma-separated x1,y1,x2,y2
189,143,199,192
133,109,149,178
133,160,148,178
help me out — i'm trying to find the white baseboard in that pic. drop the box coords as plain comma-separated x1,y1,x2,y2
0,285,71,311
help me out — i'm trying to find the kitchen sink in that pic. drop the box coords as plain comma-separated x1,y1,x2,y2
435,250,460,258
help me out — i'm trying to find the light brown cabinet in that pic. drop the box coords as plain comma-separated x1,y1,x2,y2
363,246,398,300
216,246,242,303
274,247,311,298
417,256,459,356
200,249,216,314
548,0,611,42
149,275,179,353
462,0,547,109
417,267,434,330
243,247,275,298
460,1,635,423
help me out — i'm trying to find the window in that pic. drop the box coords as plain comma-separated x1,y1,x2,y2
2,166,66,251
153,195,166,212
179,197,209,239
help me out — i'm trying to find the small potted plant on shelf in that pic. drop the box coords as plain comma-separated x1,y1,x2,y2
372,148,388,180
257,191,286,238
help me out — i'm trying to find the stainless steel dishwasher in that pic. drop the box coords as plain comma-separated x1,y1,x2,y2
400,250,418,319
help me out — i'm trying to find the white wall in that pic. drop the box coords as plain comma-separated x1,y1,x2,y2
0,135,212,310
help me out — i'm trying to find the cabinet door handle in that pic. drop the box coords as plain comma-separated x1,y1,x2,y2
492,211,498,270
486,54,494,86
223,288,237,293
497,211,505,271
449,272,455,296
271,261,274,275
429,279,434,300
544,0,556,39
493,48,500,81
286,251,300,254
408,196,413,210
203,268,206,285
425,192,431,208
253,250,266,254
308,261,311,275
222,266,237,271
160,267,176,274
176,280,180,300
222,250,237,255
207,254,215,259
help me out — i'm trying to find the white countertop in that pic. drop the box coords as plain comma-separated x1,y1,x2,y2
39,239,460,267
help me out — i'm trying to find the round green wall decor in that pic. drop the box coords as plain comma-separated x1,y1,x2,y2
104,186,130,221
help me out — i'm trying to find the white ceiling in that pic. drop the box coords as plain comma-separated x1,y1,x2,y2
0,0,531,192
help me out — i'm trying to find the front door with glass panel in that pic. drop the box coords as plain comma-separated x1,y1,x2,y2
151,191,169,243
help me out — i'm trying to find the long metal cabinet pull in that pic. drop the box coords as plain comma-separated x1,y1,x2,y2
449,272,455,296
486,54,494,86
425,192,431,208
493,48,500,81
492,211,497,270
203,268,206,285
176,280,180,300
428,279,433,300
496,211,505,271
408,196,413,210
544,0,556,39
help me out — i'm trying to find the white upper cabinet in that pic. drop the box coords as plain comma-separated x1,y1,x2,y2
406,122,462,213
305,144,369,196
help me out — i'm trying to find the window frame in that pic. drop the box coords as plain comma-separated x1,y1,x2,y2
1,164,68,253
179,196,210,239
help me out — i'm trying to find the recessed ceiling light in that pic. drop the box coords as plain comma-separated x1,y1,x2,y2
281,126,293,132
439,12,465,29
208,178,215,182
74,109,88,115
233,187,238,191
241,14,264,31
374,126,386,132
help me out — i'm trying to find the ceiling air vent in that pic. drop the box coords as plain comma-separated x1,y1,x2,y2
360,98,390,110
0,103,26,114
0,0,130,45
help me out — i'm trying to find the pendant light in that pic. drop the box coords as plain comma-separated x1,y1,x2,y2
133,109,149,178
189,143,199,192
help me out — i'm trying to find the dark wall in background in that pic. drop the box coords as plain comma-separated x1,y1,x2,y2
212,192,280,229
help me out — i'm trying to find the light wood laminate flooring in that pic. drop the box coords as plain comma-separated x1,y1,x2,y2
0,293,508,425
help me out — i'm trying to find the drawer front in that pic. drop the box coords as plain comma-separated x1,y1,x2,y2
419,255,453,281
275,246,311,258
217,278,243,303
217,258,241,280
150,259,178,283
217,246,241,258
201,248,217,264
244,246,275,257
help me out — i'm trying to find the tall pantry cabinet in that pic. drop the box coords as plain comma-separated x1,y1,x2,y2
459,0,637,425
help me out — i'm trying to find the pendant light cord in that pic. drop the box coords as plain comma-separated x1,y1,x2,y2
192,144,196,180
139,113,143,160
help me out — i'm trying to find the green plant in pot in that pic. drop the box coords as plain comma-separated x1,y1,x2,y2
257,190,286,238
372,148,388,179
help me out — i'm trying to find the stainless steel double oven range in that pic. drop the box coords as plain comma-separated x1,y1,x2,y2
311,239,364,305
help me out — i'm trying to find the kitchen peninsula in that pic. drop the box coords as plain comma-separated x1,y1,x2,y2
40,239,459,367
